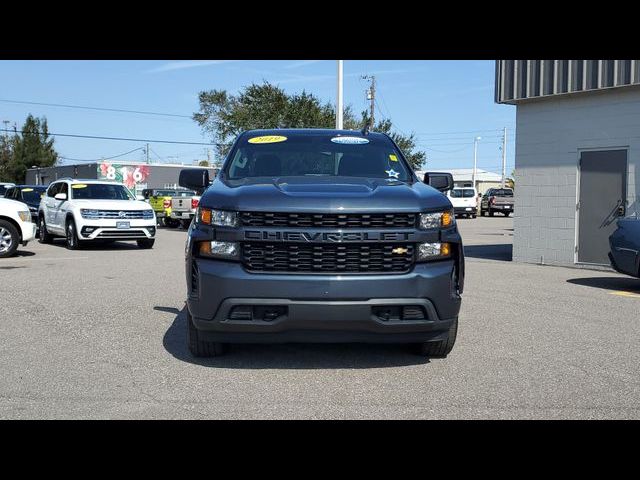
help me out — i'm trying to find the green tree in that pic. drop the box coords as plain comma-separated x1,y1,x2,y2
193,81,426,170
198,160,210,166
0,134,13,181
5,115,58,183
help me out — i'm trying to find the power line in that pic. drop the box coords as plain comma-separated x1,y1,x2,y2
0,98,192,119
1,128,220,146
59,147,145,163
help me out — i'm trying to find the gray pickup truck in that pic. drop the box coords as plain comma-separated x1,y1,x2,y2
178,128,465,358
480,188,514,217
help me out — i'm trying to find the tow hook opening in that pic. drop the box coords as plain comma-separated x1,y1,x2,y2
229,305,288,322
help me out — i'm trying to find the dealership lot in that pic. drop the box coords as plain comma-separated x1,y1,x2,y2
1,217,639,419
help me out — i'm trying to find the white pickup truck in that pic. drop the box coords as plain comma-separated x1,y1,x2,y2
169,194,200,228
0,197,36,258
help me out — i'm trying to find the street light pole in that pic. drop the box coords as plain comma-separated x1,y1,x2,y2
336,60,344,129
472,136,481,190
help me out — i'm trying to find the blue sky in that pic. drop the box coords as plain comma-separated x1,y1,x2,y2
0,60,515,174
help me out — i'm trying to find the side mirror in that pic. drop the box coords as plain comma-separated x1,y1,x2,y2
179,168,210,194
423,172,454,192
54,193,67,201
136,195,146,201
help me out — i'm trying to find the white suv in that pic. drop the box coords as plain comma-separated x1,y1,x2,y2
38,179,156,249
0,197,36,257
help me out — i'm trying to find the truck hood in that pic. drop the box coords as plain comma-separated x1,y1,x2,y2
200,176,452,213
70,200,152,211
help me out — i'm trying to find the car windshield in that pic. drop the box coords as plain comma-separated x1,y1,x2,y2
20,187,46,203
71,183,134,200
493,189,514,196
0,185,10,196
450,189,475,198
225,133,412,182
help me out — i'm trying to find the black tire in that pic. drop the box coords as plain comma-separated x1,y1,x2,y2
504,211,510,217
180,219,192,229
0,220,20,258
163,217,179,228
489,209,495,217
65,218,82,250
415,317,458,358
38,215,53,244
137,238,155,249
471,214,477,219
187,310,226,357
480,208,485,217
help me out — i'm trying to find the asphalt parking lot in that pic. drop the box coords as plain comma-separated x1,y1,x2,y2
1,216,639,419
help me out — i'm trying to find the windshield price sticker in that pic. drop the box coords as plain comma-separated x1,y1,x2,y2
21,188,34,192
330,136,370,145
389,154,398,162
72,184,88,189
248,135,288,144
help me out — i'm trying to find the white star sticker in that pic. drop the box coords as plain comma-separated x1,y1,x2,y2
385,169,399,179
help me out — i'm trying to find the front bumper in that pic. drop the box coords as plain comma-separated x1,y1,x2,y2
19,220,36,244
77,218,156,240
187,258,461,343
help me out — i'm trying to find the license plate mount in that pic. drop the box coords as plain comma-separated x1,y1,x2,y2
116,221,130,229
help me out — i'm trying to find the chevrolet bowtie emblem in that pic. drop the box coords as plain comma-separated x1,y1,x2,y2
392,247,408,255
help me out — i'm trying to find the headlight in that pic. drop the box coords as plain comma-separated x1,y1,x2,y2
419,210,454,229
80,209,100,219
198,241,239,259
18,211,31,222
198,208,237,227
417,242,451,261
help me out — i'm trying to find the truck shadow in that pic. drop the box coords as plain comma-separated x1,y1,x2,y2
566,276,640,293
464,243,512,262
46,239,140,251
158,306,431,369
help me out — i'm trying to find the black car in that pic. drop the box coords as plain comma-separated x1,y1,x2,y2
178,128,464,358
4,185,47,223
609,215,640,278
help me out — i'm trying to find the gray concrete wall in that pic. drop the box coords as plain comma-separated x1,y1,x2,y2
514,86,640,266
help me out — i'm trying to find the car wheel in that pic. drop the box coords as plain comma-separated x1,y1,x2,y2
489,209,495,217
186,310,226,357
0,220,19,258
137,238,155,249
504,211,510,217
180,219,192,229
38,216,53,244
414,317,458,358
480,208,485,217
65,219,82,250
471,214,477,219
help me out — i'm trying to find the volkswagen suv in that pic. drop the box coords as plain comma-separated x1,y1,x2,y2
38,178,156,249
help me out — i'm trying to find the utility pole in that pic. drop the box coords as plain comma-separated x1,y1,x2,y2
336,60,344,129
501,127,507,188
362,75,376,129
2,120,9,138
146,143,150,164
472,136,481,190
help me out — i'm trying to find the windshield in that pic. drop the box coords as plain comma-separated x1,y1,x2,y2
492,189,514,197
20,187,46,203
225,133,412,182
0,185,10,196
71,183,134,200
450,189,475,198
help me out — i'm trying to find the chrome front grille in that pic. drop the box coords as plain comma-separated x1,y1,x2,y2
80,209,154,219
